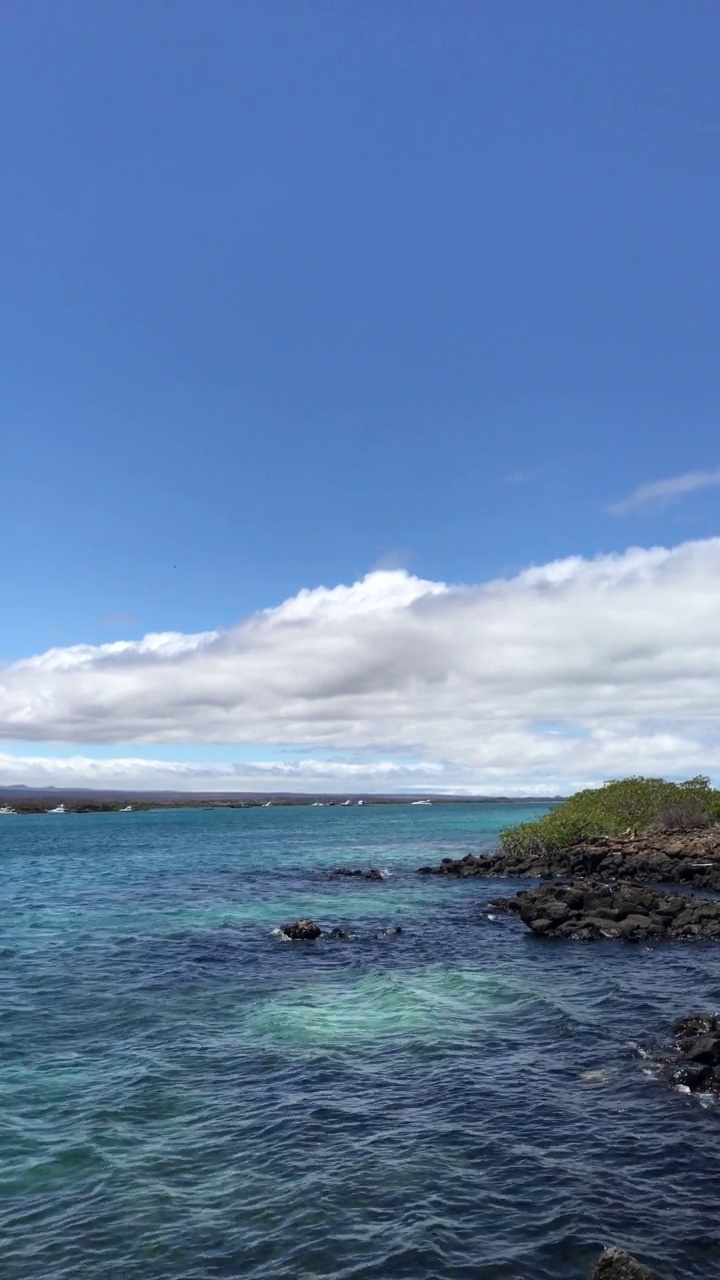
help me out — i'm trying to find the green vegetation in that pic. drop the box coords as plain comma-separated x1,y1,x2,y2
500,775,720,856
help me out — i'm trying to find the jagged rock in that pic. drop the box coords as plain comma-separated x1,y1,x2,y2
637,1010,720,1097
591,1246,660,1279
419,828,720,891
685,1032,720,1064
281,919,321,940
670,1063,713,1091
672,1011,718,1038
489,880,720,941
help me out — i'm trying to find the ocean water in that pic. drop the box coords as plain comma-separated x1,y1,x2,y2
2,803,719,1280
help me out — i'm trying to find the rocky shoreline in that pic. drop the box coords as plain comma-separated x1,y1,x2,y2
489,880,720,941
418,827,720,892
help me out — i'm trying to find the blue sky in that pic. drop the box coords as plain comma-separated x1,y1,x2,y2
2,2,720,792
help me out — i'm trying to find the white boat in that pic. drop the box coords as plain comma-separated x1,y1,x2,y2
46,804,66,814
411,800,432,805
120,805,133,812
0,805,16,814
263,801,272,807
357,799,364,806
341,799,352,806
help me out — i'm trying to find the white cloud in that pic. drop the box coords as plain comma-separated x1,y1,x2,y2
2,543,720,791
0,753,448,793
608,467,720,515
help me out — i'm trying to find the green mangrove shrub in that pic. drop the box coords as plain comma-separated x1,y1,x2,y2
500,775,720,856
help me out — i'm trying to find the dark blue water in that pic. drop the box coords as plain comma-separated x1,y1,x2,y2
2,804,720,1279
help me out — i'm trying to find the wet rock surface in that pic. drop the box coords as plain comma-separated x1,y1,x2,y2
418,828,720,891
590,1246,661,1279
638,1012,720,1097
279,920,402,943
328,867,387,881
326,925,403,942
280,919,322,940
489,880,720,941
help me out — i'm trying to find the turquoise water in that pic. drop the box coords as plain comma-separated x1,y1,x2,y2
2,803,720,1279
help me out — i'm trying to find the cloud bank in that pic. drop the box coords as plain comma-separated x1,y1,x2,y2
608,468,720,514
2,538,720,792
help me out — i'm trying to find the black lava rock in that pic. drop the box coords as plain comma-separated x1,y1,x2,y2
280,919,322,940
638,1010,720,1097
590,1246,660,1279
328,868,386,881
489,880,720,941
278,921,403,943
419,829,720,891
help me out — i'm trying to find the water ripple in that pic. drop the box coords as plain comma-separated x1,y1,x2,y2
2,806,719,1277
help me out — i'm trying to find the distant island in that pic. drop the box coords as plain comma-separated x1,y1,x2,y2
0,786,561,814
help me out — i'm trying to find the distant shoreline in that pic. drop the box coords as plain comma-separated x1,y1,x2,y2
0,786,562,814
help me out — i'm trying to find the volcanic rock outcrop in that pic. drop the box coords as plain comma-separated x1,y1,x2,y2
489,880,720,941
418,828,720,891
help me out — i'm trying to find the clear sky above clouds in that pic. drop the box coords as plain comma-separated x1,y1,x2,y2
1,2,719,791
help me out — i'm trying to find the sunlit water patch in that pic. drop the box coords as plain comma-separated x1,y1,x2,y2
242,963,530,1047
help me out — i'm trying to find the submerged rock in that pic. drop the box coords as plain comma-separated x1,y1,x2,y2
352,925,403,943
278,921,403,943
328,867,386,881
591,1247,660,1279
419,828,720,891
490,880,720,941
281,919,322,940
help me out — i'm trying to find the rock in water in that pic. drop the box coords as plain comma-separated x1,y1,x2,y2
281,920,321,940
672,1011,718,1039
591,1247,660,1279
648,1010,720,1095
490,880,720,941
328,867,385,881
278,921,401,943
